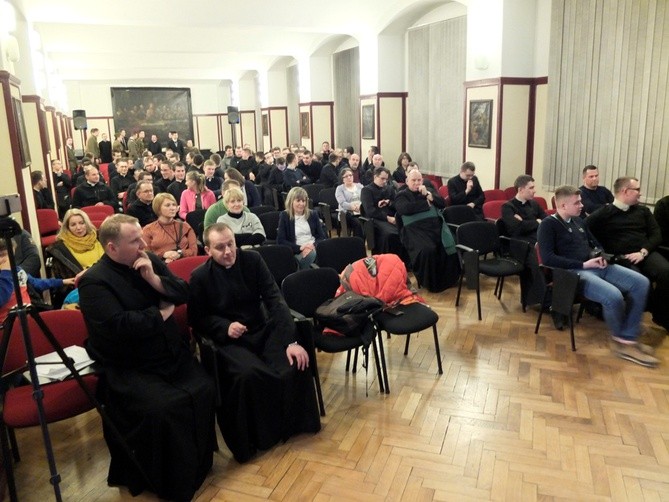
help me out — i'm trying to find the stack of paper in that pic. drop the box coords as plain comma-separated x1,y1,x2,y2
28,345,95,383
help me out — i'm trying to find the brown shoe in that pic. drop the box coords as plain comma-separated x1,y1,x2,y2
611,341,660,367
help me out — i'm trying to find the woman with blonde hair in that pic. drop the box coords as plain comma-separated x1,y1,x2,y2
143,193,197,262
223,167,261,207
277,186,327,269
179,171,216,219
216,187,265,246
46,208,104,279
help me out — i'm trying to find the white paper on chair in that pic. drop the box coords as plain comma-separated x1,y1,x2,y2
23,345,95,383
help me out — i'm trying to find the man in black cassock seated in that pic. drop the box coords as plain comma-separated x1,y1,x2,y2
188,223,321,463
79,214,216,501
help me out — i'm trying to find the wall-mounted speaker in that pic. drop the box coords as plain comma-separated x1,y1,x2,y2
72,109,87,130
227,106,240,125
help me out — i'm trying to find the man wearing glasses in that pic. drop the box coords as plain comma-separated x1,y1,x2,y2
586,177,669,332
361,166,405,257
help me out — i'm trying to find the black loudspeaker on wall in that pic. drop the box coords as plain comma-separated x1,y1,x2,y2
72,110,87,130
227,106,240,125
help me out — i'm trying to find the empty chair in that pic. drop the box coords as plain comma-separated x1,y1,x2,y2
442,205,479,233
535,196,549,212
166,255,208,342
316,236,367,273
36,208,60,250
503,186,517,199
455,220,530,320
483,189,506,201
254,244,298,286
185,209,207,251
317,187,341,236
482,200,506,221
258,210,281,244
81,205,114,228
303,183,326,208
249,205,276,216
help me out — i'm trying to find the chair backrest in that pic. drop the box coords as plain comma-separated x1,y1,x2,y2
535,196,549,211
456,220,500,256
482,200,506,220
318,187,338,208
258,211,282,241
316,236,367,273
425,174,443,189
36,209,60,237
185,209,207,243
443,205,478,226
550,195,557,210
438,185,449,199
483,189,506,202
98,163,110,183
503,186,517,200
253,245,297,286
122,191,129,212
81,205,114,217
166,255,208,283
304,184,326,206
249,205,276,216
4,309,89,375
281,267,341,318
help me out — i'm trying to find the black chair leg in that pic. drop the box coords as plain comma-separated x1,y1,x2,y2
352,348,359,374
311,357,326,417
375,330,390,394
568,315,577,352
476,287,482,321
535,289,551,334
371,333,385,394
432,325,443,375
456,273,464,306
345,350,352,372
404,334,410,356
8,427,19,462
0,421,17,502
497,277,505,299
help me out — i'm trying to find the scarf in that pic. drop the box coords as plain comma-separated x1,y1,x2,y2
60,228,100,254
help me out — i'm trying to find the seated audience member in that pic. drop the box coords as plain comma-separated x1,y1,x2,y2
72,166,117,211
13,229,41,278
501,175,547,243
51,160,72,218
267,157,286,204
277,187,327,269
126,180,158,227
579,165,614,217
447,161,485,217
203,179,242,229
335,167,364,239
348,153,362,183
106,150,122,180
221,145,234,170
32,170,55,210
654,193,669,247
215,187,265,246
204,160,224,198
179,171,216,220
538,185,657,367
188,223,320,463
255,151,273,185
110,158,133,205
142,193,197,263
236,148,257,181
126,170,155,207
395,169,459,292
0,239,74,324
283,153,310,189
362,153,384,186
167,162,187,203
361,166,404,256
79,215,215,500
586,177,669,331
393,152,412,184
46,208,104,281
318,153,340,187
154,160,175,194
224,167,261,208
298,150,322,183
362,146,380,178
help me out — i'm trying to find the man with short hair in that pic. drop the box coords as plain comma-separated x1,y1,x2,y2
579,165,614,217
127,170,156,207
282,153,309,189
501,175,547,244
127,131,142,161
348,153,362,183
362,145,379,175
362,153,384,186
189,153,204,174
99,132,112,163
71,166,117,211
110,158,133,205
222,145,234,169
31,170,54,210
318,153,340,187
79,214,216,500
230,146,243,169
66,137,78,171
538,186,658,367
85,128,100,161
126,180,157,227
204,160,223,198
361,166,404,256
236,148,257,181
168,131,185,157
321,141,331,162
188,223,320,463
167,162,188,203
298,149,322,183
147,134,162,155
447,161,485,217
154,161,175,194
586,177,669,331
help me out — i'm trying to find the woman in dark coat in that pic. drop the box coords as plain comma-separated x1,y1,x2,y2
394,169,459,292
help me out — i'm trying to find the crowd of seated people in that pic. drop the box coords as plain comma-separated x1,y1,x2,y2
26,132,669,500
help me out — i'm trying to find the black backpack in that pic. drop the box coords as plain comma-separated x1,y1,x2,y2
315,291,383,343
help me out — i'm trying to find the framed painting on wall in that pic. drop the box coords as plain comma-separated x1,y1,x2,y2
262,114,269,136
468,99,492,148
300,112,310,138
361,104,375,139
12,98,31,168
110,87,194,148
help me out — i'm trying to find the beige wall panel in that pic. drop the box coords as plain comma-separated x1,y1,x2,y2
239,112,256,151
499,85,529,190
269,109,287,150
311,105,332,152
379,97,403,170
21,101,46,173
195,115,219,152
465,85,498,191
533,83,549,199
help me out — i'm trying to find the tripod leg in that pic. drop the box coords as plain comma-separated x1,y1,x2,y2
0,420,18,502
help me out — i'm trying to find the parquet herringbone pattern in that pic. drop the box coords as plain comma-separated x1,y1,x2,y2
8,275,669,501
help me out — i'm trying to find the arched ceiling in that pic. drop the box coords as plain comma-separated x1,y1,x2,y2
14,0,458,83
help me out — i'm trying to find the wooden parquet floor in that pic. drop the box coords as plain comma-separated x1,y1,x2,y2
8,276,669,501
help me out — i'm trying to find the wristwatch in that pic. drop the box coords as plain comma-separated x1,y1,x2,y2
640,249,648,258
177,249,183,258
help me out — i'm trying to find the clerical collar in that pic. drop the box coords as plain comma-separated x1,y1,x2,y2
613,199,630,211
514,196,528,205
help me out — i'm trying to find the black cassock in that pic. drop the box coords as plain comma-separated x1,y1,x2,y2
395,188,459,293
188,250,321,463
79,253,216,501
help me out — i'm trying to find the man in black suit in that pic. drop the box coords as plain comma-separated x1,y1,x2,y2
168,131,185,158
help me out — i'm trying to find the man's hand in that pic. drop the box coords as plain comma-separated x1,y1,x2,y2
133,251,155,280
228,321,247,339
158,300,175,321
62,277,76,287
583,257,607,269
625,251,646,264
467,202,475,209
387,216,396,225
378,199,389,208
514,214,523,221
465,179,474,193
286,343,309,370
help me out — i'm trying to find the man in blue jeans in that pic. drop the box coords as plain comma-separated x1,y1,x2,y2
537,185,659,367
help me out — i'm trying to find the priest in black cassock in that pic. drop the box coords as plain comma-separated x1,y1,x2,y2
188,223,321,463
79,214,216,501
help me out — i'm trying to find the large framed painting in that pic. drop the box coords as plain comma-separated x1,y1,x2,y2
468,99,492,148
12,98,31,168
110,87,193,148
361,104,375,139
